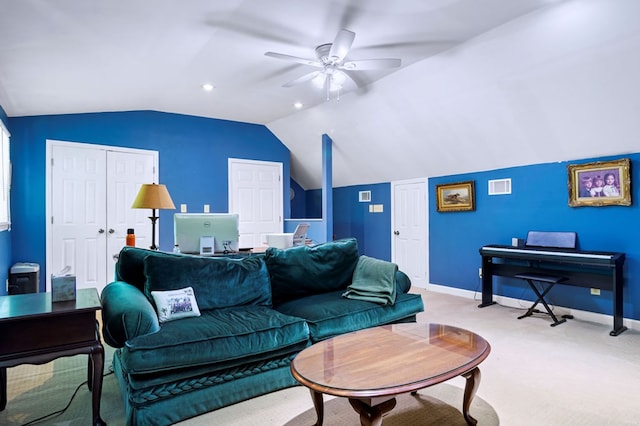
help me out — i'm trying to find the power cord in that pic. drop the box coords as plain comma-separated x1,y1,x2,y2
20,365,113,426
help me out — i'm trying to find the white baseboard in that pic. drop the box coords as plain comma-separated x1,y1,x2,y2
424,283,640,332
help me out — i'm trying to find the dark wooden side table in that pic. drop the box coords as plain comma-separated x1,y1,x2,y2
0,288,106,425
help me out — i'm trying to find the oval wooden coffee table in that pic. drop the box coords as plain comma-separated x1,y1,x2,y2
290,323,491,426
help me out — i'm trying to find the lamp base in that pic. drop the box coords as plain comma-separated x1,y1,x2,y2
149,212,159,251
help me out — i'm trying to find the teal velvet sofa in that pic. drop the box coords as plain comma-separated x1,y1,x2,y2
100,238,424,425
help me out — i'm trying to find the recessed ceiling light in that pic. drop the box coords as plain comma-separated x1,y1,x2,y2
293,102,303,109
202,83,214,92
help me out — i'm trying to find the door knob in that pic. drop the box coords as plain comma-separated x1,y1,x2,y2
394,231,400,235
98,229,105,234
108,229,115,234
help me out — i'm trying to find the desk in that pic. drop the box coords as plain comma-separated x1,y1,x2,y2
0,288,106,425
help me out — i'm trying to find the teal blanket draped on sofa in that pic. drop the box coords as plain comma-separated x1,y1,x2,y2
342,255,398,305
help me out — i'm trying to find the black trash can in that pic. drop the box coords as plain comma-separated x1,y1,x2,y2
8,262,40,294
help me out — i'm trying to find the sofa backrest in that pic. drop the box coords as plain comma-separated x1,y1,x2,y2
265,238,359,305
115,246,272,310
116,246,177,292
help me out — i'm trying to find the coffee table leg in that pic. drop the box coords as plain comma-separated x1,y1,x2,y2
310,389,324,426
349,398,396,426
461,367,481,426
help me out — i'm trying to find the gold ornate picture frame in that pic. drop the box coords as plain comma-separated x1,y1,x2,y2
436,180,475,212
568,158,631,207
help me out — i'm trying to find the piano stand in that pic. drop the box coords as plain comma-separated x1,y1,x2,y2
515,273,567,327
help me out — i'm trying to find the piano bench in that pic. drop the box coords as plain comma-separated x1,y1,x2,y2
514,272,567,327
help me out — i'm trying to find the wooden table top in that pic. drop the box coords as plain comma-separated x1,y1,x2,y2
0,288,101,321
291,323,491,399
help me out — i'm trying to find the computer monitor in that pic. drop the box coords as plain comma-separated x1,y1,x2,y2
174,213,240,254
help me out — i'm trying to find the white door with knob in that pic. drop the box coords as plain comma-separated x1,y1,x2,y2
47,140,157,294
228,158,283,249
391,178,428,288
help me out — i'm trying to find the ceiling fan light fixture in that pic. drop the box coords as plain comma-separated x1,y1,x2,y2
331,70,346,87
312,73,326,89
265,28,400,100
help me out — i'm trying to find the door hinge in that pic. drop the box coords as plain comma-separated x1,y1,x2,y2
51,216,54,224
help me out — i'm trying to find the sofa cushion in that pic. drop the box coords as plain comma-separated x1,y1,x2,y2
265,238,360,305
275,290,425,342
120,306,310,374
144,255,272,311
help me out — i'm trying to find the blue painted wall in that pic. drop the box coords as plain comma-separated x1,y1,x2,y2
430,154,640,321
305,190,322,219
321,135,333,243
332,183,391,260
290,179,306,218
0,104,10,295
8,110,290,291
5,105,639,322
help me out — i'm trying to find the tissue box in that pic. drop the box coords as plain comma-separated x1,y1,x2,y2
51,274,77,302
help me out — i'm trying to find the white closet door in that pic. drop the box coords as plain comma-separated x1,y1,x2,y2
51,144,108,292
49,141,157,294
106,150,156,279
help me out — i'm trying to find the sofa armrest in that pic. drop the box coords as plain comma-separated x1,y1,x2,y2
100,281,160,348
395,270,412,293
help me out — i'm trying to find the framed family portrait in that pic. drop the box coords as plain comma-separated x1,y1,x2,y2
436,180,475,212
567,158,631,207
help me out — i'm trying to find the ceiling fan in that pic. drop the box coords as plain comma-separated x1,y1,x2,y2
265,29,401,98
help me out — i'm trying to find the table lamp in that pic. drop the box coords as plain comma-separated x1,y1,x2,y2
131,183,175,250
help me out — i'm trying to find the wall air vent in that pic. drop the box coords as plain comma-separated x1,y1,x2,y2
488,178,512,195
359,190,371,202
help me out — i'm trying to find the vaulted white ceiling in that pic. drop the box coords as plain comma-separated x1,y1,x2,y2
2,1,636,190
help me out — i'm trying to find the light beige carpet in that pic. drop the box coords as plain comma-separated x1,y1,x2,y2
0,352,497,425
0,354,124,426
282,385,498,426
10,287,640,425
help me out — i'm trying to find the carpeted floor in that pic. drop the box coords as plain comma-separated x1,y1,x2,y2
281,385,498,426
1,351,495,426
0,351,124,426
3,288,640,425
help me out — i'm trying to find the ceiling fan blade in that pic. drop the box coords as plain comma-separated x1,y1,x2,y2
283,71,321,88
342,70,365,89
329,29,355,62
341,70,359,88
341,58,402,70
265,52,323,67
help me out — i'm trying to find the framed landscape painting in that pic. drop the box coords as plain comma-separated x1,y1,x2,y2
568,158,631,207
436,181,475,212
